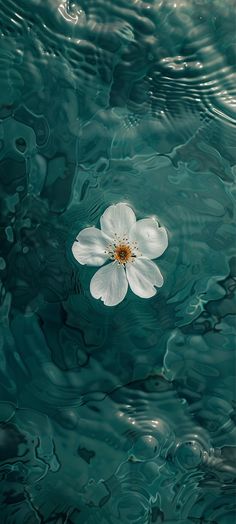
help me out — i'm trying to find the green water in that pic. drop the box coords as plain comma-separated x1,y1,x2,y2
0,0,236,522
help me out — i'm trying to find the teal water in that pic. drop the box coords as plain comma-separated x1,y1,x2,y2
0,0,236,522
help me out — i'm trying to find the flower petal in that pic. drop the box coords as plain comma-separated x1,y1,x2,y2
130,218,168,259
100,203,136,238
72,227,110,266
90,263,128,306
126,257,164,298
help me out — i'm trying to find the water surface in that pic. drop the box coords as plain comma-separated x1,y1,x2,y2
0,0,236,522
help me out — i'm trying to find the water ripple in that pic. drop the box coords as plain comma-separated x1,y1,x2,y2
0,0,235,522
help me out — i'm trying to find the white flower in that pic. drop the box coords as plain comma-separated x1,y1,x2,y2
72,203,168,307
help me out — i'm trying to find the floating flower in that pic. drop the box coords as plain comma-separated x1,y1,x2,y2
72,203,168,306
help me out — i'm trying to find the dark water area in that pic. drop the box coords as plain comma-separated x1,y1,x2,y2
0,0,236,522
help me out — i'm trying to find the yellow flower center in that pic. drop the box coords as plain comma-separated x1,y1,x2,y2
114,244,132,264
105,235,140,265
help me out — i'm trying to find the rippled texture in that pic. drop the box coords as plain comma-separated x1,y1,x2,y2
0,0,236,522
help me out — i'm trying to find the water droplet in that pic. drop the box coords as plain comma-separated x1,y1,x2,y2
175,440,203,469
133,435,159,461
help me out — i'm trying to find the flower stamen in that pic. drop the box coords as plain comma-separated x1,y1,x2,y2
114,244,132,264
106,235,140,265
